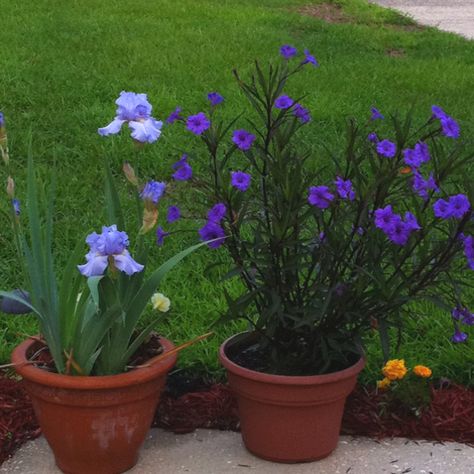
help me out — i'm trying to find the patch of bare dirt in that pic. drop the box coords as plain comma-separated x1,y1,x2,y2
386,48,406,58
298,3,348,24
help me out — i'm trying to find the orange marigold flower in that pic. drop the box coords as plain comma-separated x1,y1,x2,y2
413,365,432,378
377,377,391,390
382,359,407,381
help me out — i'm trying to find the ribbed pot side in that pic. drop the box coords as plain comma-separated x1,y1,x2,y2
12,337,177,474
219,332,365,463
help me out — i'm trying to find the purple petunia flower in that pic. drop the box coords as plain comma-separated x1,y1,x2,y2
207,203,227,222
167,205,181,223
308,186,334,209
232,129,256,151
208,92,224,106
376,139,397,158
451,327,468,343
293,103,311,124
274,95,294,109
231,171,251,192
334,176,355,200
368,132,378,143
404,212,421,231
140,181,166,204
431,105,447,120
12,199,20,216
374,205,396,231
412,171,439,201
452,306,474,325
302,49,319,67
463,235,474,269
434,194,470,220
433,198,451,219
156,226,170,246
386,216,411,246
403,142,430,169
370,107,384,121
172,154,193,181
186,112,211,135
440,116,460,139
448,194,471,219
280,44,297,59
198,221,226,249
166,107,183,124
78,225,144,277
98,91,163,143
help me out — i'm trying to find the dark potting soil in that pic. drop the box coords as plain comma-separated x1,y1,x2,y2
25,332,164,374
228,339,359,376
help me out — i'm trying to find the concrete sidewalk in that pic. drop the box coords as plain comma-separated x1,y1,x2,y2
2,429,474,473
370,0,474,39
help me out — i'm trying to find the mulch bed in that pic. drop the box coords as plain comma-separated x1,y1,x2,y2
2,371,474,465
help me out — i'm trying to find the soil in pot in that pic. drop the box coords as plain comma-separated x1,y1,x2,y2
219,332,365,463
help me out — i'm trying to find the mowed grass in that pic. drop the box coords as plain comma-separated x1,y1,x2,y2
1,0,474,383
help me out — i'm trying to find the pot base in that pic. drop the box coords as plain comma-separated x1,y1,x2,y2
219,332,365,463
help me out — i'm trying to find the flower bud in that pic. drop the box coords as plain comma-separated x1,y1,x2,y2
123,161,139,187
6,176,14,198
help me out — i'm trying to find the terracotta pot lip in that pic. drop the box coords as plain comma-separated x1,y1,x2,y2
11,336,177,390
219,331,365,385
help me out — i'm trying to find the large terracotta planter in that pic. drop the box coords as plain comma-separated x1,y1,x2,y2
219,332,365,463
12,336,177,474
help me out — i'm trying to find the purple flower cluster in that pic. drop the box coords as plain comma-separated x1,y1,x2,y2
403,142,430,169
98,91,163,143
78,225,144,277
334,177,355,201
374,205,420,246
308,186,334,209
412,171,439,201
376,139,397,158
280,44,297,59
172,154,193,181
186,112,210,135
207,203,227,222
302,49,318,67
208,92,224,106
231,171,251,192
232,129,255,151
274,95,294,109
461,235,474,270
293,103,311,124
451,306,474,343
433,194,470,220
370,107,384,121
140,181,166,204
167,205,181,223
156,226,170,246
431,105,460,139
166,106,183,124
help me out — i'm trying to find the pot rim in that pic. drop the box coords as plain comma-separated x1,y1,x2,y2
219,331,365,385
11,335,177,390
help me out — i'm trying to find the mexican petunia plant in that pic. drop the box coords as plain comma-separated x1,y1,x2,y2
161,47,474,375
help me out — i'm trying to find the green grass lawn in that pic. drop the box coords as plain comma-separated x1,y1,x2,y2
1,0,474,384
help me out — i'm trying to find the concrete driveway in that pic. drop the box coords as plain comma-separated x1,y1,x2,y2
369,0,474,39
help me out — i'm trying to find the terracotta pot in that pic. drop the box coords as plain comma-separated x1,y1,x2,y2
12,336,177,474
219,332,365,463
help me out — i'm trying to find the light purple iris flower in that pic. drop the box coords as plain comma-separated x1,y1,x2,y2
98,91,163,143
78,225,144,277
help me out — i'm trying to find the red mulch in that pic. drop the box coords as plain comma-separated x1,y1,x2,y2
2,373,474,465
0,374,40,465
